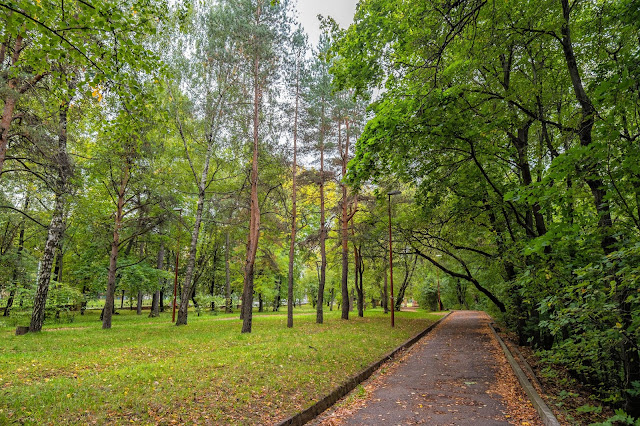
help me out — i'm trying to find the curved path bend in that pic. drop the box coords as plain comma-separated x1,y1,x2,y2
320,311,542,426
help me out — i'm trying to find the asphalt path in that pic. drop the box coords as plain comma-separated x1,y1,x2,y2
320,311,541,425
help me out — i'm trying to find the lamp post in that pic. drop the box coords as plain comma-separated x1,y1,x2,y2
172,208,183,323
387,190,401,327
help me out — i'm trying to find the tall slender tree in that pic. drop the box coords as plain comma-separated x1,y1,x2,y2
233,0,291,333
173,3,239,326
286,27,307,328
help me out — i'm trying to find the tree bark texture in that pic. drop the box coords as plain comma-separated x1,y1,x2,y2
176,126,216,325
149,241,163,318
225,230,232,313
102,163,129,330
4,194,28,317
354,243,364,317
316,103,327,324
29,85,74,332
242,11,263,333
395,255,417,312
287,55,300,329
176,187,206,325
383,257,389,313
0,35,22,177
339,120,350,320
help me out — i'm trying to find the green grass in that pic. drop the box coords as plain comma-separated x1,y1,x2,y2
0,307,443,425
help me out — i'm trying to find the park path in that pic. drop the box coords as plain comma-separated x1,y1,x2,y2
317,311,542,425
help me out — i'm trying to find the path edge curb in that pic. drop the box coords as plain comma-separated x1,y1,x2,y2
276,311,452,426
488,322,560,426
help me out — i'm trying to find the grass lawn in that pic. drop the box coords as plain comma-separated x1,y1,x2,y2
0,307,444,425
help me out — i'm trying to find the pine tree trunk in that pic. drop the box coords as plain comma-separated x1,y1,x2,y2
241,17,262,333
287,58,300,329
339,120,350,320
349,287,355,312
316,102,327,325
0,35,22,177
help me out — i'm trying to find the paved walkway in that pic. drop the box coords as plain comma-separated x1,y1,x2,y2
320,311,541,425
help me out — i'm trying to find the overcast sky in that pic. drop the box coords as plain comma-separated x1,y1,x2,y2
296,0,358,46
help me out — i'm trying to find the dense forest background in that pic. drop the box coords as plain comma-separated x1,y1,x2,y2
1,0,639,419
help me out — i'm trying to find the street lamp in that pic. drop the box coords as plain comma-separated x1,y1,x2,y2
387,190,401,327
172,208,183,323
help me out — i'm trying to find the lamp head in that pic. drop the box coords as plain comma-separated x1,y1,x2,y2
387,190,401,196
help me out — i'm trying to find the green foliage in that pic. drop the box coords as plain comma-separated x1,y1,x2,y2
330,0,640,413
595,409,640,426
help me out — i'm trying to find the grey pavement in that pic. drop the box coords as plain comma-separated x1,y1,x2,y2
337,311,517,425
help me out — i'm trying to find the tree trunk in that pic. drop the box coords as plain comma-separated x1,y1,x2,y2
102,164,129,330
0,35,22,178
241,8,263,333
225,230,232,313
29,185,66,330
150,241,163,318
191,287,199,310
339,120,350,320
176,168,211,325
210,276,216,312
350,200,364,317
329,288,334,311
136,291,143,315
287,52,301,329
316,104,327,324
273,276,281,312
510,124,548,240
4,194,28,317
52,242,64,282
29,83,74,332
395,254,417,312
354,244,364,317
349,287,355,312
382,256,389,313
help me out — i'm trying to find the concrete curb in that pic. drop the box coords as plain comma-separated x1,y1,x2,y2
488,322,560,426
276,312,452,426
